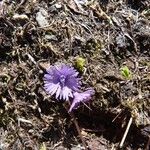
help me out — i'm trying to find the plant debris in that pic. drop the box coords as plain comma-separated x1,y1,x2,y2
0,0,149,149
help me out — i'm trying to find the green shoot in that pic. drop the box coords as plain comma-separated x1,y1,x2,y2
75,57,86,72
121,66,132,79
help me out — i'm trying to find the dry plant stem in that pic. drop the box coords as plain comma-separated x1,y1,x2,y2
90,2,113,25
70,111,88,150
66,100,88,149
145,136,150,150
120,117,133,148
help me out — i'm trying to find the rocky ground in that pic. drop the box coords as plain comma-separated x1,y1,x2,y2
0,0,150,149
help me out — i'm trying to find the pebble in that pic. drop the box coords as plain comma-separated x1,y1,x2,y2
36,8,49,27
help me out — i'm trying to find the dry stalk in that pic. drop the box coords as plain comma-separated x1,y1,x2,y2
119,117,133,148
89,2,113,25
145,136,150,150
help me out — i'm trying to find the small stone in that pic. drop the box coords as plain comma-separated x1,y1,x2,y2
45,34,58,41
39,8,48,17
36,8,49,27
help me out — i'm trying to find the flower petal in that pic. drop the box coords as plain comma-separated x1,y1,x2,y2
44,83,59,96
69,88,95,112
61,86,73,101
55,85,61,99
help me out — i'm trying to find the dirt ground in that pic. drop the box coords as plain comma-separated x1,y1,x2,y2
0,0,150,149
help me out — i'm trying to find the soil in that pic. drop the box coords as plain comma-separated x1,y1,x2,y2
0,0,150,150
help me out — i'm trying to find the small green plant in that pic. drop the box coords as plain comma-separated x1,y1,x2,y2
75,57,86,72
121,66,132,79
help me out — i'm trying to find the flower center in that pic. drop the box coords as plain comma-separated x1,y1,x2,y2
60,75,66,86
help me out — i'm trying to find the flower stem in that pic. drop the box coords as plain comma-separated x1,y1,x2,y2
69,111,88,150
65,102,88,150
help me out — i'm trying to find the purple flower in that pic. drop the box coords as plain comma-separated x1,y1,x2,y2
44,64,81,101
69,88,95,112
